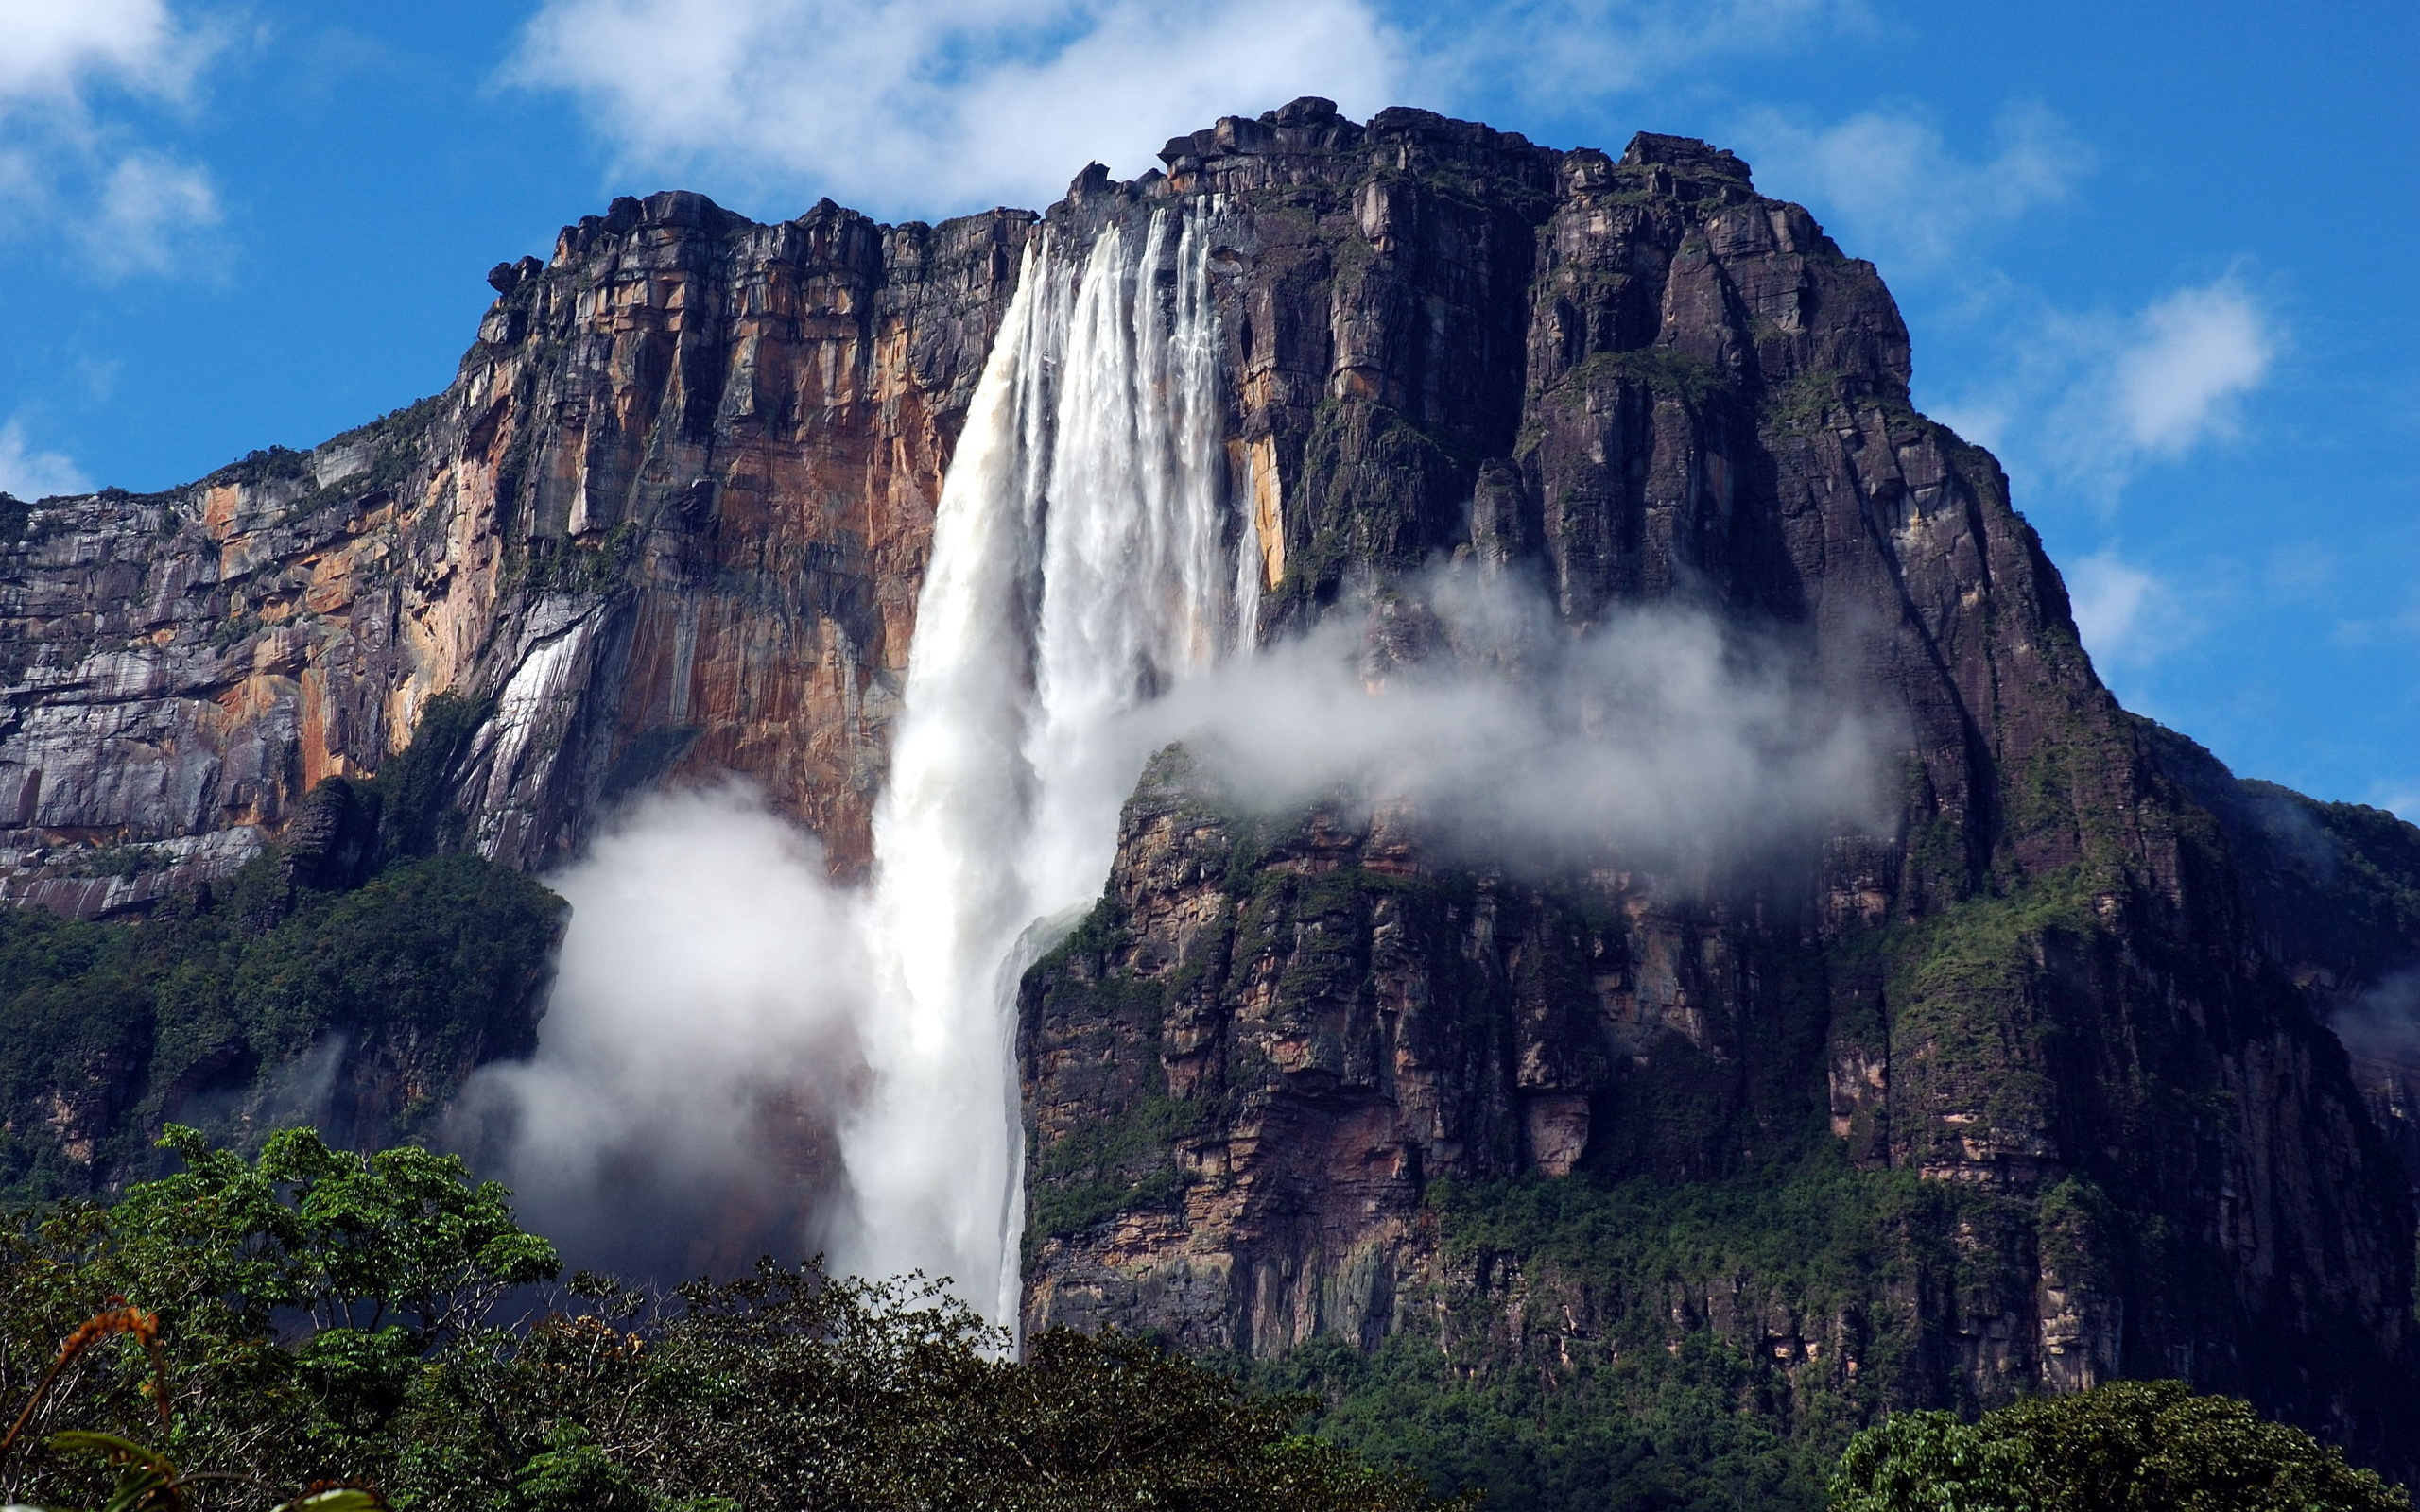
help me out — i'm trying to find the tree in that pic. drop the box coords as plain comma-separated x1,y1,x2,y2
1829,1380,2410,1512
4,1127,1457,1511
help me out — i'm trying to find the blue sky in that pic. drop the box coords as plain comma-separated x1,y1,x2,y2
3,0,2414,816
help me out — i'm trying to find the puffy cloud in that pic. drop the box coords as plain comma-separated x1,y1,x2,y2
0,419,92,501
2109,281,2274,456
1737,101,2089,268
0,0,225,282
458,782,871,1278
505,0,1880,217
507,0,1406,216
0,0,203,106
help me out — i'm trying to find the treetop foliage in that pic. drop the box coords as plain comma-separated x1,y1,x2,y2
1,1128,1456,1511
1828,1381,2410,1512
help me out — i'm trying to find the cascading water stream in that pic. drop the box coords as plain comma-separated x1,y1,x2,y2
838,205,1254,1328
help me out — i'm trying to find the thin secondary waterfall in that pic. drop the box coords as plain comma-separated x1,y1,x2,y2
838,206,1253,1327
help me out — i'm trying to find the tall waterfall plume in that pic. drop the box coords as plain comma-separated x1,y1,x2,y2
839,206,1258,1326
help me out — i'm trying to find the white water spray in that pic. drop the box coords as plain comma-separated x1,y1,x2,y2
838,207,1253,1327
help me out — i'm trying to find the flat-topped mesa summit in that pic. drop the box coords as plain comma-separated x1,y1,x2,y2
0,185,1032,903
3,99,2418,1480
0,102,1886,906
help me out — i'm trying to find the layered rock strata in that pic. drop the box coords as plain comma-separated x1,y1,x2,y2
0,193,1029,910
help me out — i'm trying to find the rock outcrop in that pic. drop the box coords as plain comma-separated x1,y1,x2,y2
0,192,1029,912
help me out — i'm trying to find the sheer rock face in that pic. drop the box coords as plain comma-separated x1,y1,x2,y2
6,98,2419,1469
0,192,1030,909
1013,104,2420,1468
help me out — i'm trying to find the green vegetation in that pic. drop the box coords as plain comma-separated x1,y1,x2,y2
1830,1381,2409,1512
0,851,563,1201
0,1129,1460,1511
1263,1168,2409,1512
1265,1160,2034,1512
503,520,642,597
1026,1094,1204,1253
1564,346,1727,406
2246,781,2420,948
0,692,563,1202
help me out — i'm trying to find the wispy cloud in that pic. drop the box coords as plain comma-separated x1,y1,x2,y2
1423,0,1863,110
508,0,1407,216
2105,281,2273,457
0,0,227,281
78,147,222,277
2064,548,2196,672
1736,101,2089,269
0,419,93,501
1936,274,2279,505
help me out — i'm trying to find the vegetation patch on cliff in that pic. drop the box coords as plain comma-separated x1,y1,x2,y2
0,851,563,1202
0,694,564,1201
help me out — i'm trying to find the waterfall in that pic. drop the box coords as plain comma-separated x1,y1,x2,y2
838,206,1253,1328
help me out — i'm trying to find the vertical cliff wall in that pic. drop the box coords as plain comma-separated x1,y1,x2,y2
1005,103,2420,1477
0,192,1028,911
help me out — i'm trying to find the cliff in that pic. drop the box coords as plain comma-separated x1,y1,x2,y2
1008,103,2420,1489
0,192,1028,908
2,97,2416,1498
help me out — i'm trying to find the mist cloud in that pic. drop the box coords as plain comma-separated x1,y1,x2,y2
1143,569,1893,873
458,782,868,1280
476,574,1892,1283
2333,969,2420,1072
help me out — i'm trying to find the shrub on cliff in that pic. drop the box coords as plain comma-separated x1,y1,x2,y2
1,1127,1457,1510
1828,1381,2410,1512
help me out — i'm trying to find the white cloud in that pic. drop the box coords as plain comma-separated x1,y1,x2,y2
506,0,1879,216
79,147,221,276
1737,101,2089,268
508,0,1407,216
0,0,225,281
1423,0,1862,109
2044,276,2275,495
0,419,91,500
0,0,202,106
1935,275,2279,505
2065,549,2193,670
2109,281,2273,455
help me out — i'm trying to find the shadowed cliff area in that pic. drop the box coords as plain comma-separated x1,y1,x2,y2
0,97,2417,1508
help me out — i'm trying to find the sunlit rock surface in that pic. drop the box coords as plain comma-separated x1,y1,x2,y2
0,192,1028,903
